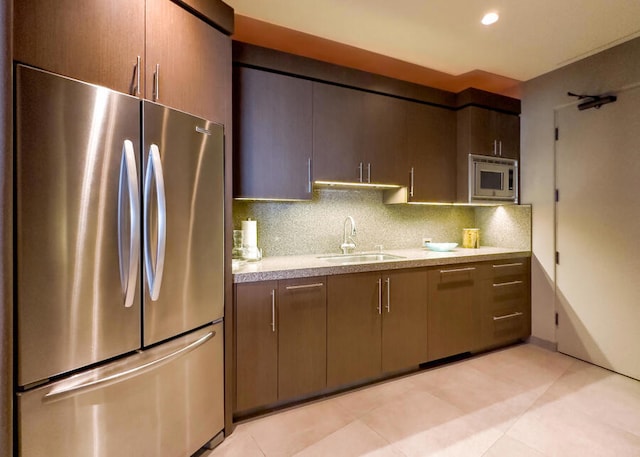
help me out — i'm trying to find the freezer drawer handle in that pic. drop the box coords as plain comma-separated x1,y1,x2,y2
144,144,167,301
118,140,140,308
44,331,215,401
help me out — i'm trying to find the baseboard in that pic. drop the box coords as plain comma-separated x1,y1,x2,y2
527,335,558,352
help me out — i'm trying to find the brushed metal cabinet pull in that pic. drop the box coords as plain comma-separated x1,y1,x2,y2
367,163,371,183
307,158,312,193
492,262,524,268
270,289,276,332
377,278,382,315
385,277,391,313
493,280,524,288
493,311,523,321
440,267,476,274
285,283,324,291
409,167,415,198
133,56,141,96
153,63,159,102
358,162,363,182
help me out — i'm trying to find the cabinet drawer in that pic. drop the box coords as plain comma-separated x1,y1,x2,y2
481,309,527,348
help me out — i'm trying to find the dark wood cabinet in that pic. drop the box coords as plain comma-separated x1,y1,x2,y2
277,278,327,400
234,281,278,413
476,258,531,350
235,277,327,414
313,83,407,186
327,269,428,389
327,272,382,389
146,0,230,122
459,106,520,160
313,83,365,183
405,102,457,202
427,265,477,361
233,67,313,199
381,269,428,373
15,0,230,122
14,0,145,95
362,92,408,185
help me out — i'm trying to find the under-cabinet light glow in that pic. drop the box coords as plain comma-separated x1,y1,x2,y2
314,181,402,190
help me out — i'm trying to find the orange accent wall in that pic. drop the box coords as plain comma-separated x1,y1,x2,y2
233,15,522,99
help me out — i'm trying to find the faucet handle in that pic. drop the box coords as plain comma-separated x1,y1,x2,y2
374,244,384,252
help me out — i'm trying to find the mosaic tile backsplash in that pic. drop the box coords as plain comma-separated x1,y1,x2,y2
233,189,531,257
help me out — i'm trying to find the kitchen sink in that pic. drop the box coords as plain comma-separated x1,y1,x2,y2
318,253,405,264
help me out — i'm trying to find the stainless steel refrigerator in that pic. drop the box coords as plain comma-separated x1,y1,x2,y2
15,64,225,457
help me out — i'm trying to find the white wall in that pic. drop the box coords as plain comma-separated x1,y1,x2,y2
522,37,640,345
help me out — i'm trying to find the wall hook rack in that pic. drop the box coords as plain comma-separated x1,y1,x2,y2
567,91,617,111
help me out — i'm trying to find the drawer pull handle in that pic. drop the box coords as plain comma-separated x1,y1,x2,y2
493,311,524,321
285,283,324,290
493,262,524,268
493,280,524,288
440,267,476,274
270,289,276,332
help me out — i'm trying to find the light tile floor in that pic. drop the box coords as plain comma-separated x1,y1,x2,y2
205,344,640,457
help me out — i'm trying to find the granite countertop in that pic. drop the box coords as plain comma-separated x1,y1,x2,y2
232,247,531,283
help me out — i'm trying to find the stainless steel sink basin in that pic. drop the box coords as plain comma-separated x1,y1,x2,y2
318,253,405,264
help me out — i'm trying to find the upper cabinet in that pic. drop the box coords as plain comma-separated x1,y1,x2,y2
458,106,520,160
145,0,230,122
14,0,231,122
14,0,145,95
313,83,407,186
233,67,313,200
405,102,456,202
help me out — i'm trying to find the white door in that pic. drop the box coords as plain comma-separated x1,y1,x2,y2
555,84,640,380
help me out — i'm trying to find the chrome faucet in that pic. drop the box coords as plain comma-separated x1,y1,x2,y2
340,216,357,254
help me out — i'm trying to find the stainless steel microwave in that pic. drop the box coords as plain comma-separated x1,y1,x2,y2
468,154,518,203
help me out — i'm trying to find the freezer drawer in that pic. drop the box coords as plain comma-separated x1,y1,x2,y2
17,323,224,457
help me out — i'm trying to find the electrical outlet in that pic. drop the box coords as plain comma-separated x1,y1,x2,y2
422,237,432,247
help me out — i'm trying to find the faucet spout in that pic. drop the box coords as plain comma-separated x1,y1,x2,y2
340,216,357,254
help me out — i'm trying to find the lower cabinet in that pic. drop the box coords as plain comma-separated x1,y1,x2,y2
234,257,530,417
327,269,428,389
476,259,531,350
427,265,477,361
234,277,326,414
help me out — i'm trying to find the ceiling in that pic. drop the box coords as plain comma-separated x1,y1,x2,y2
225,0,640,84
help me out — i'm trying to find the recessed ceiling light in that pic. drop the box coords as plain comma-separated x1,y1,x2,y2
481,12,499,25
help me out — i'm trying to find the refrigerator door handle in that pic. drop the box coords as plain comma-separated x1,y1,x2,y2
118,140,140,308
144,144,167,301
43,331,215,402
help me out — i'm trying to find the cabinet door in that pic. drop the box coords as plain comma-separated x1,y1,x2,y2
406,102,456,202
495,112,520,159
427,265,476,361
146,0,231,122
234,68,313,199
313,83,365,183
362,92,408,185
235,281,278,412
14,0,144,95
381,269,428,373
327,272,382,388
277,278,327,400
